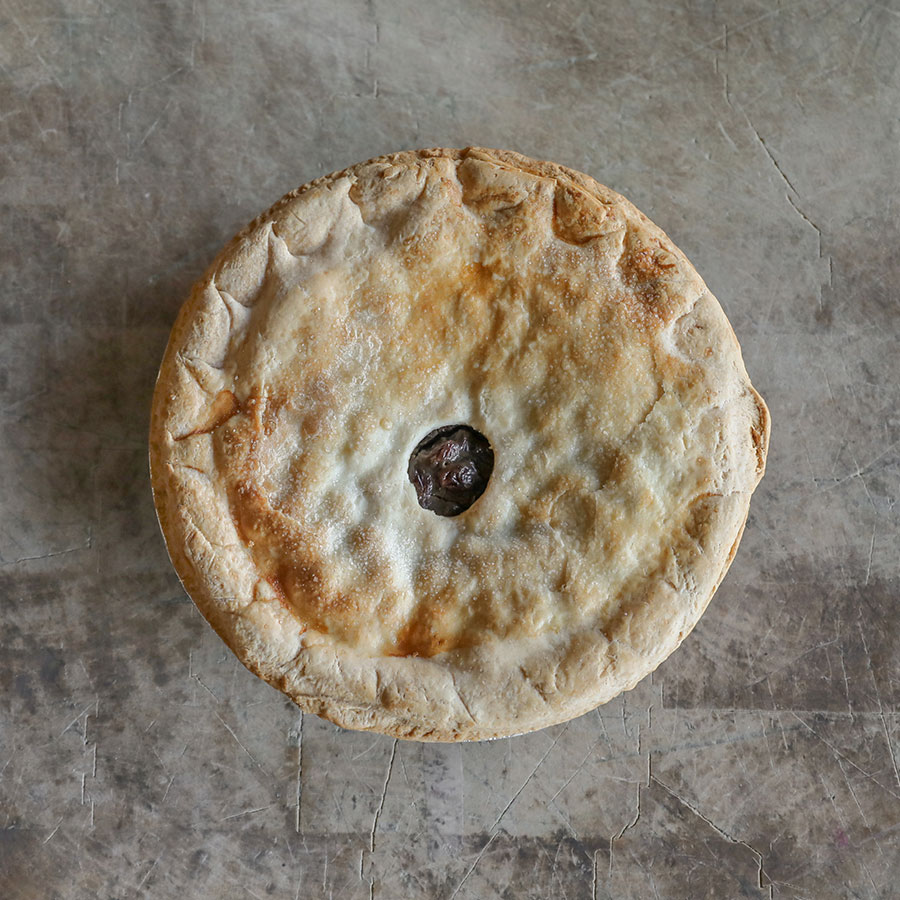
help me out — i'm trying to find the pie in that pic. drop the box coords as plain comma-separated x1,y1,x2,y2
149,147,769,741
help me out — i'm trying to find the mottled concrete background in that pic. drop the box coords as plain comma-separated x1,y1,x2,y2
2,1,899,897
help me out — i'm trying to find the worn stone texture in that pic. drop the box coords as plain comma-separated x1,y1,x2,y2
1,0,898,897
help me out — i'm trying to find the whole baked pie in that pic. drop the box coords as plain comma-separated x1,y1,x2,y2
150,147,769,741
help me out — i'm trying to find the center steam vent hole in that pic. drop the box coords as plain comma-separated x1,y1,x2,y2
407,425,494,517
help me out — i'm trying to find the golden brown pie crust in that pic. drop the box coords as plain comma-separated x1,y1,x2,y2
149,147,769,741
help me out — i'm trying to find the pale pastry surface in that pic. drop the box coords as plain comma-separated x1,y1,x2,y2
149,147,769,741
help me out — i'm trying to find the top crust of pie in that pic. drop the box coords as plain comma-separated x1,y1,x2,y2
149,147,769,741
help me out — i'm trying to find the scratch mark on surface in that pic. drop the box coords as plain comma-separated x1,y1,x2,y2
749,623,776,672
7,11,63,87
448,832,499,900
836,620,854,718
491,723,570,832
767,682,790,752
834,754,879,861
447,724,572,898
193,672,219,701
7,534,92,566
213,711,267,773
717,118,738,150
547,796,580,842
744,637,840,689
117,94,130,133
522,4,784,79
42,817,63,844
152,748,169,774
619,700,629,740
522,49,601,71
296,713,304,833
832,740,884,884
881,715,900,793
865,524,876,585
398,749,411,789
60,702,95,736
609,751,646,881
787,194,824,252
855,614,900,793
137,90,176,145
819,768,862,887
653,775,772,897
789,712,900,802
222,804,275,821
747,117,801,193
819,437,900,495
597,709,615,755
137,856,160,890
548,736,606,804
351,738,383,762
136,65,186,95
745,115,824,256
758,711,778,773
370,738,398,852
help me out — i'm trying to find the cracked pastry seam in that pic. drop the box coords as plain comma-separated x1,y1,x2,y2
149,146,770,741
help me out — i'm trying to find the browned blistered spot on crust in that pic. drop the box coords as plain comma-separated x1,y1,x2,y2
230,480,330,627
175,389,239,440
749,388,771,476
621,244,679,283
520,473,584,526
457,157,531,211
276,554,339,632
460,261,496,297
243,388,292,437
262,572,308,627
388,577,546,658
619,234,681,314
618,246,686,327
552,184,623,245
265,573,289,605
389,595,459,658
684,494,719,544
389,624,442,658
262,392,287,437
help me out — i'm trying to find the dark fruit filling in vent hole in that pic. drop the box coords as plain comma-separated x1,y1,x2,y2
407,425,494,517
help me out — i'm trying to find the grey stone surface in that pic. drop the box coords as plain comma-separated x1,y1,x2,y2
1,0,898,897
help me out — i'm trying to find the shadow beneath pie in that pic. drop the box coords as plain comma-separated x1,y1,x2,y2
3,252,206,586
0,244,222,719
